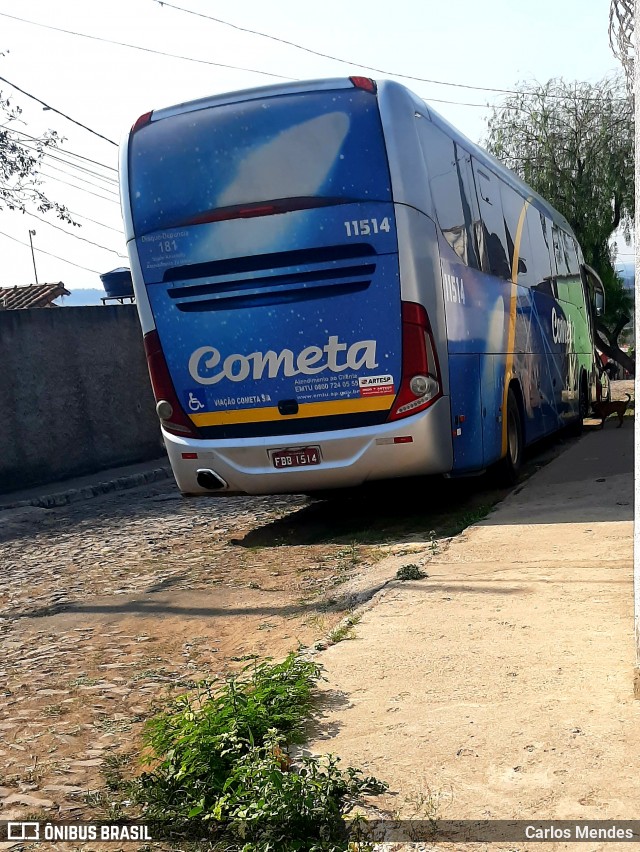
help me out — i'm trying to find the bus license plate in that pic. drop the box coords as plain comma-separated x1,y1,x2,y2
271,447,321,469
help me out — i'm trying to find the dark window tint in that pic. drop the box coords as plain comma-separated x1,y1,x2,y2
472,161,511,279
525,209,555,298
562,230,581,275
500,182,532,286
416,119,480,269
552,224,569,279
556,228,585,307
129,89,392,234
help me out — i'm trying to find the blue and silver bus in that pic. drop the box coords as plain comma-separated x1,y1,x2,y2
120,76,607,496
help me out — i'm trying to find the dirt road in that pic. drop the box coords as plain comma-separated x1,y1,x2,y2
0,446,511,828
0,382,634,847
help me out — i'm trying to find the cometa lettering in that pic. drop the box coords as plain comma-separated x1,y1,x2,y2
552,307,573,346
188,336,378,385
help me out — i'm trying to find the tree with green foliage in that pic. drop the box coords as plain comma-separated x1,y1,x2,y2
484,75,635,375
1,88,71,222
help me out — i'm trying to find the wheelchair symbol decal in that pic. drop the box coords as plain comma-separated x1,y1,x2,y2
187,392,205,412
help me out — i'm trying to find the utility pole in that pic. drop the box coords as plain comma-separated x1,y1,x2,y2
608,0,639,698
28,229,39,285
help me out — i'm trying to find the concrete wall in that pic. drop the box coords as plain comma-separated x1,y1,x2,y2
0,305,164,494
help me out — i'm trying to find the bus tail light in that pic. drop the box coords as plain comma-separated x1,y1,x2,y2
350,76,377,93
131,111,153,133
387,302,442,422
143,329,199,438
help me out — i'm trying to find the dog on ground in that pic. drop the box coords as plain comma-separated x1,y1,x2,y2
591,393,632,429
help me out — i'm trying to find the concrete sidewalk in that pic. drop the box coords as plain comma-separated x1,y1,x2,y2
308,422,637,834
0,455,172,511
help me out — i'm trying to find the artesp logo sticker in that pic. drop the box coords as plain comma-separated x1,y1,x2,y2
358,375,395,397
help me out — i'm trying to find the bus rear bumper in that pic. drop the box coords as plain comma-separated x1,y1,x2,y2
164,396,453,496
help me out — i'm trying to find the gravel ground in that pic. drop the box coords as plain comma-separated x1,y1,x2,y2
0,483,375,828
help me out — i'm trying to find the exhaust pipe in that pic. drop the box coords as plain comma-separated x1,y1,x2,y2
196,469,227,491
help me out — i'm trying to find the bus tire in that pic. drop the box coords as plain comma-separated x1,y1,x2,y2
567,375,587,437
495,388,523,485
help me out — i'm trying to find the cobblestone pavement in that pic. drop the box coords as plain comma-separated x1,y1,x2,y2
0,481,380,829
1,381,633,839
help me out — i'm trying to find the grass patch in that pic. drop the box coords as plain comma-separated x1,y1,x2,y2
102,752,134,792
83,789,128,821
43,703,68,717
328,614,362,644
69,675,101,687
122,653,386,850
395,564,428,581
438,503,494,537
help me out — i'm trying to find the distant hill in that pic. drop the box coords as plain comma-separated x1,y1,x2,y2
57,289,106,306
615,261,634,291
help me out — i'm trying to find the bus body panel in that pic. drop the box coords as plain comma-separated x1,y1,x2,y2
440,243,588,469
120,77,602,496
164,395,453,495
151,78,358,125
138,202,402,435
448,353,484,470
480,354,505,467
391,205,450,396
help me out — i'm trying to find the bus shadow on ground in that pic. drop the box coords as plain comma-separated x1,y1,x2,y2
232,431,575,548
232,475,504,548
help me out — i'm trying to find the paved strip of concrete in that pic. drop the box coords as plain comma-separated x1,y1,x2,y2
0,456,172,511
308,423,637,829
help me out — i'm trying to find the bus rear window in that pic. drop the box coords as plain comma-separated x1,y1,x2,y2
129,88,392,235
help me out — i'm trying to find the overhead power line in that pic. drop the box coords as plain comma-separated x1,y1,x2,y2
40,160,119,194
26,211,127,258
68,209,124,234
39,167,121,204
41,151,119,185
9,127,117,172
156,2,627,103
0,10,550,113
0,11,292,81
16,140,119,188
0,74,117,145
0,8,536,111
0,228,102,274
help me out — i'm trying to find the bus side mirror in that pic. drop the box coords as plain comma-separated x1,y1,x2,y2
594,289,605,317
582,263,606,318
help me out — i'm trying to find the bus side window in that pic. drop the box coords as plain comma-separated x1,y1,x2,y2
561,230,587,311
416,118,481,269
472,161,511,280
553,223,572,302
563,232,581,276
525,209,555,298
500,181,533,286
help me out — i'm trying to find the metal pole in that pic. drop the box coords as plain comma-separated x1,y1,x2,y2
28,229,39,285
634,1,640,698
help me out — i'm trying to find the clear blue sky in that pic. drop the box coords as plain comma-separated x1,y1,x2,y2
0,0,629,291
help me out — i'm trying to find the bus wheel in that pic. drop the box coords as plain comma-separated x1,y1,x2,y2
567,378,587,437
567,382,589,438
495,388,523,485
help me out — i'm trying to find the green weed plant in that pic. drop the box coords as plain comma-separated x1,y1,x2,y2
133,653,386,850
